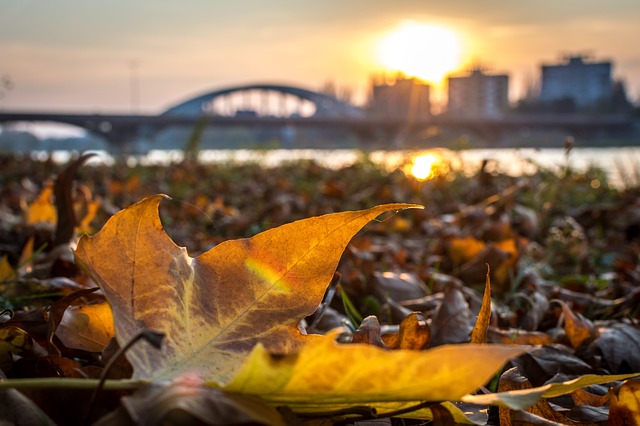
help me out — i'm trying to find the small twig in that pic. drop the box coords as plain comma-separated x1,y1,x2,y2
297,405,376,420
302,401,441,425
361,400,439,421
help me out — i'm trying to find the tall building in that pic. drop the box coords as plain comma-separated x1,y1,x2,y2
447,68,509,117
538,55,612,109
368,75,431,120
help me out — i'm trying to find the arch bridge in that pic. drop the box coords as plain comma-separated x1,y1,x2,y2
0,83,367,150
162,84,363,118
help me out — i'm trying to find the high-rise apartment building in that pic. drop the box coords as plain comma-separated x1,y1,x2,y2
538,55,612,109
368,76,431,120
447,69,509,117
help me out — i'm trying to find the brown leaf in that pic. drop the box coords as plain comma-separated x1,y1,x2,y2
513,290,549,331
369,271,428,302
497,367,573,425
382,312,431,350
352,315,387,348
556,300,597,349
75,195,421,383
54,153,95,245
458,244,512,290
488,327,553,346
46,287,99,356
509,345,592,387
430,283,472,346
53,153,95,245
609,378,640,426
570,387,609,407
56,301,114,352
447,236,485,266
587,322,640,373
470,266,491,344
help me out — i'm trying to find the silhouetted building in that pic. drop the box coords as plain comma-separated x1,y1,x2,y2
538,55,613,110
447,68,509,117
368,75,431,120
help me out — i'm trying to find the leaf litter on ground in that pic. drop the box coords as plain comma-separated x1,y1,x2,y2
0,151,639,424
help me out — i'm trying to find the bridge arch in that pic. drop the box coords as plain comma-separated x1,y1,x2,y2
162,83,363,119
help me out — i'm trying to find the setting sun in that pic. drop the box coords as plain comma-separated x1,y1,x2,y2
378,22,462,85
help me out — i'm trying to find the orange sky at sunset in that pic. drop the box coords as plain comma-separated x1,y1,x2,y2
1,1,639,113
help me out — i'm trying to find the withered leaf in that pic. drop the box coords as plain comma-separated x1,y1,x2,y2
54,153,95,245
496,367,572,425
588,322,640,373
352,315,387,348
25,185,57,226
556,300,597,349
75,195,421,383
470,266,491,344
382,312,431,350
609,378,640,426
56,301,114,352
430,283,472,346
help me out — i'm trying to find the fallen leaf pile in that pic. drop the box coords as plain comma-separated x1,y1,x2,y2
0,150,639,424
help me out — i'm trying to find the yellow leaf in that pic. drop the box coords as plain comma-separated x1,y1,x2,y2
492,238,519,287
0,256,16,282
448,236,485,266
610,378,640,426
557,300,597,349
25,185,57,226
0,326,32,371
382,312,431,350
462,372,640,409
225,332,525,404
56,302,115,352
17,236,34,275
76,199,101,234
75,195,422,383
470,266,491,344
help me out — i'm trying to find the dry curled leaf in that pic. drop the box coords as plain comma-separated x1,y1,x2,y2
56,301,114,352
75,195,422,383
470,266,491,344
382,312,431,350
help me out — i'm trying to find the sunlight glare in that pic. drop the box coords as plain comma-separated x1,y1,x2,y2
378,22,462,85
409,152,441,181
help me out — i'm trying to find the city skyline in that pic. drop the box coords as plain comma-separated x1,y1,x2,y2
1,1,640,114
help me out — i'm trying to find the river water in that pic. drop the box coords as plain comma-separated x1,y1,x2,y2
29,146,640,189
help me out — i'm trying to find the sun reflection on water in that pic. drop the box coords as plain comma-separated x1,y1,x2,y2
406,151,447,180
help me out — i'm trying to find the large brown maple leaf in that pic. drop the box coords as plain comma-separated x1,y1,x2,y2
75,195,420,383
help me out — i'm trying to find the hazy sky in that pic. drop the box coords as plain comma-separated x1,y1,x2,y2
1,0,639,113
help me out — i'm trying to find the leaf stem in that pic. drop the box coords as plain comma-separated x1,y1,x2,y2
0,378,146,390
